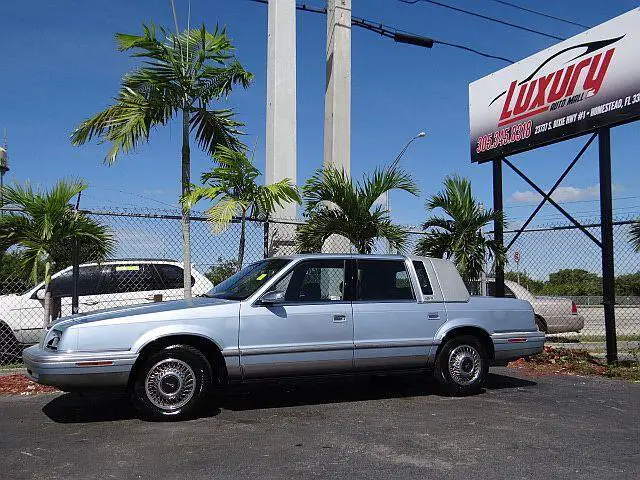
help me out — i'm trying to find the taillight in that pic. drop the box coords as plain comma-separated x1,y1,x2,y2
571,301,578,314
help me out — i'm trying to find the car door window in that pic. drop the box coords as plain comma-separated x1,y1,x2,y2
357,260,415,301
104,264,161,294
156,264,195,289
272,260,346,303
45,266,101,298
48,271,73,298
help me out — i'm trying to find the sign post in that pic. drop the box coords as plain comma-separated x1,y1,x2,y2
513,250,521,285
469,8,640,363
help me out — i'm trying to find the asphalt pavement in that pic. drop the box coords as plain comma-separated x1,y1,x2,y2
0,368,638,480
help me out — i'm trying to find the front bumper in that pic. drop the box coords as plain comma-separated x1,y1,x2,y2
22,346,138,390
491,331,545,362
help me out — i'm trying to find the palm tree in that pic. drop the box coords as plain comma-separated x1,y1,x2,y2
631,222,640,252
296,162,420,254
0,180,115,326
71,24,252,300
183,146,300,269
415,175,506,284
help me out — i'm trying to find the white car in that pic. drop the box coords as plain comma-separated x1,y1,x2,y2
0,259,213,361
487,280,585,334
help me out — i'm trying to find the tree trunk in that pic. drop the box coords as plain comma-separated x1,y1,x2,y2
238,210,247,271
181,108,193,300
42,285,51,330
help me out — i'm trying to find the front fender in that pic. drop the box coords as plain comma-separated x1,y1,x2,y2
131,324,234,355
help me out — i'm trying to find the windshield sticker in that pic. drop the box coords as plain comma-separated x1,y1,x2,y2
116,265,139,271
256,273,267,281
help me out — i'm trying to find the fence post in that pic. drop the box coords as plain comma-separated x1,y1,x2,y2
598,128,617,363
263,220,269,259
71,236,79,315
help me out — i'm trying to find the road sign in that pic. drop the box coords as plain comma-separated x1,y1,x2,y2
514,251,521,263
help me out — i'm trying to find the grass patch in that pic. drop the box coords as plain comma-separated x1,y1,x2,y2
576,335,640,342
0,363,24,371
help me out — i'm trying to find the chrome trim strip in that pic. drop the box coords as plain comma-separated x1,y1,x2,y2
240,343,353,356
221,349,240,357
355,340,438,349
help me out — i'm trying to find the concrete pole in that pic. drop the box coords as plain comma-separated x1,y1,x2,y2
324,0,351,175
266,0,297,220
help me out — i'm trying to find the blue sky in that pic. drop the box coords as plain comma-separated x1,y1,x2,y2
1,0,639,231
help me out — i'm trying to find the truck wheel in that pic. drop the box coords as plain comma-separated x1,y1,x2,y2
434,335,489,396
0,323,22,365
132,344,212,421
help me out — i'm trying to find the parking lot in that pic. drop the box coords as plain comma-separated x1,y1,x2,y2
0,368,638,480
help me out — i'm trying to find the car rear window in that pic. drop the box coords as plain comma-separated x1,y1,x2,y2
412,261,434,295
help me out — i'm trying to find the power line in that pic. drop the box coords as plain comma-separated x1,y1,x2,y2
246,0,515,64
486,0,591,29
397,0,566,41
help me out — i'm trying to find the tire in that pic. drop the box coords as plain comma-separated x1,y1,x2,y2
132,344,212,421
434,335,489,396
0,323,22,366
535,316,547,333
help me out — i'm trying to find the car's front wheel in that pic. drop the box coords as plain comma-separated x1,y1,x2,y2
132,345,212,421
434,335,489,396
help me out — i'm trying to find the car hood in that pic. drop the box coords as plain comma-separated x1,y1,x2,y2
51,297,236,331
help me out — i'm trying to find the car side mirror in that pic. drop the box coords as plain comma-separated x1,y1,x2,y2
35,288,46,300
260,290,285,305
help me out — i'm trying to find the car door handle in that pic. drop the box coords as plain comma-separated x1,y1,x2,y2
333,314,347,323
427,312,440,320
82,300,99,306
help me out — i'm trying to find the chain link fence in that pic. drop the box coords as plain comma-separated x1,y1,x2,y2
498,218,640,356
1,207,638,365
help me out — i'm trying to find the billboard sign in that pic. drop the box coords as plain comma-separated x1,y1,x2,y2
469,8,640,163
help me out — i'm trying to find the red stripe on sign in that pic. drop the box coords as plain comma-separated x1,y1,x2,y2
75,361,114,367
497,106,549,127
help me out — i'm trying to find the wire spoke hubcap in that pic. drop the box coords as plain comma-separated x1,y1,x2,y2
145,359,196,411
448,345,481,386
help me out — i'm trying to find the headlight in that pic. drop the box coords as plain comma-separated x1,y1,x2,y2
45,330,62,351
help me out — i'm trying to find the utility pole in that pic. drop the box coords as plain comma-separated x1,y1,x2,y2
0,130,9,215
324,0,351,175
266,0,297,220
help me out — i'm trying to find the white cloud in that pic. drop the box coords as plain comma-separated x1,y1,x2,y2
509,184,623,204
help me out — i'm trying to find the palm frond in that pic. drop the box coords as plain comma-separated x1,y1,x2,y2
205,197,243,233
360,160,420,208
631,222,640,252
190,108,245,156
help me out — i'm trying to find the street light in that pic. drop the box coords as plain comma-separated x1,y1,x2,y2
385,131,426,253
385,131,426,215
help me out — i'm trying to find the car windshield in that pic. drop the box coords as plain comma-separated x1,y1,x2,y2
203,258,291,300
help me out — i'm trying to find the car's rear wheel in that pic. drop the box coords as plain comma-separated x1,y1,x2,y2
434,335,489,396
132,344,212,421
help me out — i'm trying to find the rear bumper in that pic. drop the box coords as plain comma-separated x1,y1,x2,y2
22,346,137,390
546,315,585,334
491,331,545,362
